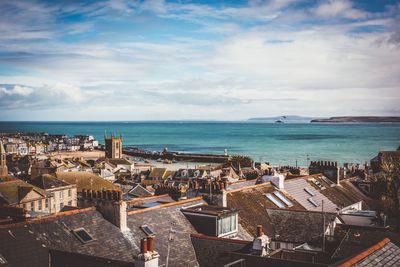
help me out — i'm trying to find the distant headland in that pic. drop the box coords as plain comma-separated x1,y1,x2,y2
311,116,400,123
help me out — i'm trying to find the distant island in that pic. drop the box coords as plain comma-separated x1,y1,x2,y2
248,115,313,123
311,116,400,123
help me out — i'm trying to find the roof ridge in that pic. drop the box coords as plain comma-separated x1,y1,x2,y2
125,193,169,203
228,181,272,193
339,238,391,267
266,207,338,215
0,206,96,229
190,233,252,245
127,196,203,215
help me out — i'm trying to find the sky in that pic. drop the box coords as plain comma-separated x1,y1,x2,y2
0,0,399,121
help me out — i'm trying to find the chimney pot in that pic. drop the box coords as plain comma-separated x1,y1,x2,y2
257,225,263,237
147,236,154,252
141,238,148,254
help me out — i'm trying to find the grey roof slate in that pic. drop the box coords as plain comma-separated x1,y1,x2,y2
354,241,400,266
0,209,136,266
127,199,206,267
284,178,338,212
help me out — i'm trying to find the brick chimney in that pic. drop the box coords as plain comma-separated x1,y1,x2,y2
135,236,160,267
252,225,270,256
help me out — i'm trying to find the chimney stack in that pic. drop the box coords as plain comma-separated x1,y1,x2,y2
257,225,263,237
141,238,148,254
147,236,154,253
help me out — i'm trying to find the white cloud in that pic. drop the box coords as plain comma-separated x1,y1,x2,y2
313,0,368,19
0,85,33,96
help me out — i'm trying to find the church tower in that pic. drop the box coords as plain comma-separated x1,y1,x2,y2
105,134,123,159
0,139,8,177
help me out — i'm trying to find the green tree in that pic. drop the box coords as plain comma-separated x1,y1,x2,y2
377,160,400,230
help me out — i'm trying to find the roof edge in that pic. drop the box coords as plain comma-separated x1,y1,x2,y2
228,181,272,193
190,233,252,245
127,196,204,215
0,206,96,229
338,238,391,267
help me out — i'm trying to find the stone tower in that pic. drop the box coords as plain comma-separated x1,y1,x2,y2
0,139,8,177
105,134,122,159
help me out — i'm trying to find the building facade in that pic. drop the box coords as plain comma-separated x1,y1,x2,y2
105,134,123,159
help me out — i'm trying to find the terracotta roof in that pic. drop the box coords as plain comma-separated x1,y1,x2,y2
55,172,119,191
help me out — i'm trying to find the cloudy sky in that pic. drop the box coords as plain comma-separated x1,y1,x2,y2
0,0,399,121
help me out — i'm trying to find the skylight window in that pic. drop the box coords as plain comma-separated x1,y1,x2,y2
73,228,94,243
307,197,319,207
304,187,316,196
140,225,154,236
0,254,7,265
273,191,293,207
266,193,285,208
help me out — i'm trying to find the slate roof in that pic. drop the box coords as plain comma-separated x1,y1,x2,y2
332,224,400,261
30,174,72,190
127,183,152,197
0,207,135,265
55,171,119,191
108,158,133,166
127,197,206,267
0,179,47,205
306,176,368,209
190,234,329,267
226,183,305,237
266,208,337,243
148,167,167,178
284,177,338,212
0,226,49,267
339,238,400,267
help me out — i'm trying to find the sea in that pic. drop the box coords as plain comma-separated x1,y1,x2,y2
0,121,399,166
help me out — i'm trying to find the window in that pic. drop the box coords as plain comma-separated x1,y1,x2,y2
73,228,94,243
218,215,237,235
30,202,34,211
140,225,154,236
273,191,293,207
68,189,71,197
0,254,7,265
304,187,316,196
68,201,72,206
60,202,64,210
224,259,245,267
60,191,63,200
275,242,281,249
307,197,319,207
45,199,49,209
23,203,26,209
38,200,42,210
265,193,285,208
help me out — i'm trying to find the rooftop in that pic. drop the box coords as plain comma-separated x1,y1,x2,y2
55,171,119,191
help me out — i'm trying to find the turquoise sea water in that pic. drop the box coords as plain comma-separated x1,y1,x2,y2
0,121,399,166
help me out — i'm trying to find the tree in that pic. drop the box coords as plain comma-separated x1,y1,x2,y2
377,160,400,231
